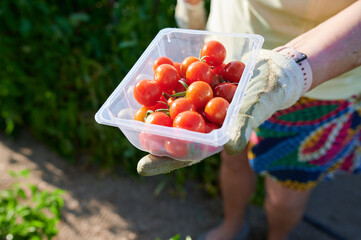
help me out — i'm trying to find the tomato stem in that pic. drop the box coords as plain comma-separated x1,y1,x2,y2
145,110,154,118
155,108,169,113
157,100,169,107
162,92,172,99
178,79,188,90
171,91,186,97
200,55,208,62
154,108,171,117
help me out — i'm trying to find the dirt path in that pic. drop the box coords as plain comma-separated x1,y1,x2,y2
0,131,224,240
1,131,361,240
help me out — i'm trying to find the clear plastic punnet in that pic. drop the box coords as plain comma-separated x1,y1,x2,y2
95,28,264,162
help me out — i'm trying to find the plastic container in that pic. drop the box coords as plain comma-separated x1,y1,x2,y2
95,28,263,161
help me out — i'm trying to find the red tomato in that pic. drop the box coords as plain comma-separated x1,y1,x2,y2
197,109,207,120
205,122,220,133
139,131,164,153
180,56,199,78
173,62,182,77
214,82,238,103
204,97,229,126
167,97,175,106
200,40,226,66
154,64,180,94
147,95,168,111
153,56,174,72
186,81,213,109
169,97,196,120
173,111,206,133
134,106,149,122
164,139,189,158
222,61,246,83
145,112,172,127
133,79,162,107
186,61,213,85
209,73,222,89
212,62,226,76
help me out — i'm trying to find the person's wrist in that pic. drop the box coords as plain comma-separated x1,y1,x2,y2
273,46,313,95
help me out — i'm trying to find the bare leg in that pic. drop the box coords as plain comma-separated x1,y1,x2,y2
264,177,312,240
204,147,256,240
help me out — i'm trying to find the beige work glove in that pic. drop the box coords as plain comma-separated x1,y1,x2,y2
137,49,308,176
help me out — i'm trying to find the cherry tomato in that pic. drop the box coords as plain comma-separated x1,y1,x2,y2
214,82,238,103
212,62,226,76
197,109,207,120
154,64,180,94
205,122,220,133
204,97,229,126
164,139,189,158
173,62,182,76
200,40,226,66
222,61,246,83
186,81,213,109
167,97,175,106
153,56,174,72
173,111,206,133
209,73,222,89
139,131,164,153
180,56,199,78
134,106,149,122
186,61,213,85
133,79,162,107
147,95,168,111
145,112,172,127
169,97,196,120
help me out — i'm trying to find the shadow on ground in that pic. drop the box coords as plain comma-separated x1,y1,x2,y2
1,131,360,240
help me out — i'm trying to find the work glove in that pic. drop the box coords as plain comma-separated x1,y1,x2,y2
137,49,311,176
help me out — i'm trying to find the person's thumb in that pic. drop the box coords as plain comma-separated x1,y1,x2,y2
137,154,194,176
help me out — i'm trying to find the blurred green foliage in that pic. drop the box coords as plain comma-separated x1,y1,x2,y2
0,169,65,239
0,0,178,169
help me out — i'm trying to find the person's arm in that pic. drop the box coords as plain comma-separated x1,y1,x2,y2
175,0,207,30
285,0,361,90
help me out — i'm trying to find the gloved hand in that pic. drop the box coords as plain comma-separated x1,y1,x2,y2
137,49,310,176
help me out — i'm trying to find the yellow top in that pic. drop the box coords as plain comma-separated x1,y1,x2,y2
177,0,361,100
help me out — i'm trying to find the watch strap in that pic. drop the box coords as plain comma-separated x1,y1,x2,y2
274,46,313,95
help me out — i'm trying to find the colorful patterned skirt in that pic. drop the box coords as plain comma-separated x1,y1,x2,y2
249,96,361,191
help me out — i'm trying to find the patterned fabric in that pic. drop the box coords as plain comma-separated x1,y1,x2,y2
249,96,361,191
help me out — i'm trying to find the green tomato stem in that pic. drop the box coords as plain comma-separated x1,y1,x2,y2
178,79,188,90
171,91,186,97
145,110,154,118
155,108,170,113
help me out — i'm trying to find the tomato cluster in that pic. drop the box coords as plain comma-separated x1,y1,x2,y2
133,40,245,157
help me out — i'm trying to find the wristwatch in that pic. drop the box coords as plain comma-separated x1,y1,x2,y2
274,46,313,95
